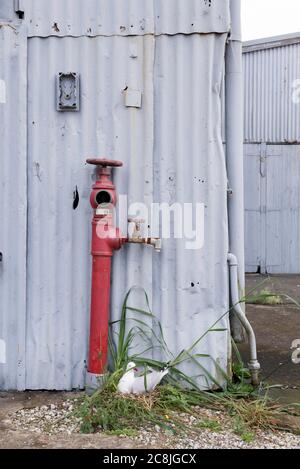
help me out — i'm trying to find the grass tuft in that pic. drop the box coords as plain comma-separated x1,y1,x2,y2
196,419,222,433
247,288,283,305
233,417,255,443
73,287,299,441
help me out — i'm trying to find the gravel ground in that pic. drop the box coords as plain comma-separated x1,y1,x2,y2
9,400,82,436
7,399,300,449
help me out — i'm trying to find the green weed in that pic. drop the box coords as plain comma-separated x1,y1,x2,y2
248,288,282,305
196,419,222,432
233,417,255,443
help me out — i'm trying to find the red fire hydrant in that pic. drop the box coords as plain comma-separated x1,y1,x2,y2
85,158,126,390
85,158,161,391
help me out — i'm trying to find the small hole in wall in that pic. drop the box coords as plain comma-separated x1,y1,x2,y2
52,22,60,32
191,282,195,288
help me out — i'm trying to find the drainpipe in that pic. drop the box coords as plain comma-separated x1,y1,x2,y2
228,254,260,386
225,0,245,343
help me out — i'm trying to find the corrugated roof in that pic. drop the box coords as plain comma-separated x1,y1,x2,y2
243,32,300,53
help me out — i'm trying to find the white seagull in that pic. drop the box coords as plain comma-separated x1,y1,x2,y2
117,362,169,395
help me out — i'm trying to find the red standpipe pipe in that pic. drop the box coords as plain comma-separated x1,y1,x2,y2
88,255,111,375
85,159,160,390
86,158,125,390
88,214,126,376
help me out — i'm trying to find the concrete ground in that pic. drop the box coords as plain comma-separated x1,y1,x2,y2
239,274,300,403
246,273,300,303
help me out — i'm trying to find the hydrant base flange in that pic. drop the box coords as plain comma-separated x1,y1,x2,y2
85,371,106,395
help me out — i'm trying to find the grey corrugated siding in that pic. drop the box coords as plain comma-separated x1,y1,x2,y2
243,36,300,274
1,2,231,390
25,35,156,389
243,41,300,143
244,143,300,274
0,22,27,390
151,34,230,384
21,0,230,37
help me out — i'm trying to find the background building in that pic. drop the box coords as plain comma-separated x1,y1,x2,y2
244,33,300,274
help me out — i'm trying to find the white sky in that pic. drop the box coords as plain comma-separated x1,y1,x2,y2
242,0,300,41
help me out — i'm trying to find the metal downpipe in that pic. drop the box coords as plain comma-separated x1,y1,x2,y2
226,0,245,343
228,253,260,386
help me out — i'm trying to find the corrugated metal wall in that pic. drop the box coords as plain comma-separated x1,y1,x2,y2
265,145,300,273
244,143,265,274
243,36,300,274
0,22,27,390
26,35,156,389
146,33,229,387
1,1,231,390
244,143,300,274
22,0,230,37
243,39,300,143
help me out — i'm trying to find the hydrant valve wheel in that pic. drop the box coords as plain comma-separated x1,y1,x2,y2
86,158,123,167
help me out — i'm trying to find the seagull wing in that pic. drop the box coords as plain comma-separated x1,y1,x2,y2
132,369,168,394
